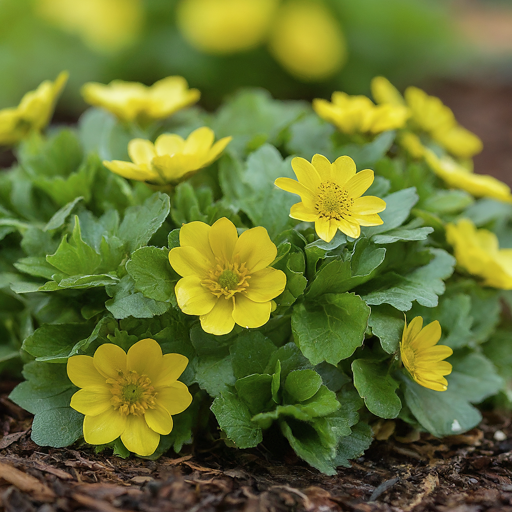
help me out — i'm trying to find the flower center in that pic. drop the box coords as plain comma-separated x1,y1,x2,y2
315,181,354,220
202,255,251,299
107,370,157,416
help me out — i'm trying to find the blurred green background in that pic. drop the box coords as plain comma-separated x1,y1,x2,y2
2,0,508,115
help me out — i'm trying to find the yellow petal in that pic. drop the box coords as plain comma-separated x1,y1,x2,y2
169,246,212,278
415,345,453,363
409,320,441,351
290,202,318,222
206,136,232,163
335,218,360,239
315,217,338,242
345,169,374,198
127,338,162,380
175,276,217,315
103,160,157,182
244,267,286,302
351,196,387,215
70,387,112,416
155,133,186,156
350,213,384,227
184,126,214,154
128,139,156,165
178,221,215,260
232,294,272,329
403,316,423,345
234,226,277,273
332,156,357,186
121,415,160,456
157,381,193,415
93,343,127,379
200,297,235,335
67,355,106,388
154,354,189,388
371,76,405,106
291,157,322,191
145,404,174,435
274,177,315,203
414,375,448,392
209,217,238,261
83,408,126,446
311,154,333,181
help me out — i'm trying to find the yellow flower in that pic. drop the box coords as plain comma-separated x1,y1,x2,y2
424,150,512,204
274,154,386,242
268,1,346,81
67,338,192,456
313,92,409,135
0,71,68,146
400,317,453,392
169,218,286,336
81,76,200,123
103,127,231,186
177,0,278,54
35,0,143,54
446,218,512,290
371,77,482,159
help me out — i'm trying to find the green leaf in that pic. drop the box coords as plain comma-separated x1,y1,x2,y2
235,374,273,415
47,216,101,276
211,392,263,449
371,219,433,245
280,420,337,475
44,196,84,231
292,293,370,365
333,422,373,468
352,359,401,419
118,193,171,254
448,353,503,404
285,114,336,161
363,249,455,311
369,305,404,353
340,131,396,168
105,275,169,320
229,331,277,379
401,373,481,438
194,355,235,397
284,369,323,402
126,246,176,304
14,256,57,280
365,188,418,238
22,323,91,362
423,189,474,214
171,182,211,225
31,408,83,448
299,386,341,418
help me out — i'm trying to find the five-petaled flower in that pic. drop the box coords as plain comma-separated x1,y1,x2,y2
102,127,231,186
81,76,200,123
0,71,68,146
313,91,409,135
169,217,286,335
400,317,453,392
446,218,512,290
67,338,192,456
274,154,386,242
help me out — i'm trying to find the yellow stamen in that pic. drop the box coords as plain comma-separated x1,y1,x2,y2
315,181,354,220
201,255,251,299
107,370,157,416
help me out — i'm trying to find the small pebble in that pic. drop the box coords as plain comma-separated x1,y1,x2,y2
494,430,507,442
468,478,478,484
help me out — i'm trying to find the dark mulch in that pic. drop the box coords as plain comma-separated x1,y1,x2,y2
2,377,512,512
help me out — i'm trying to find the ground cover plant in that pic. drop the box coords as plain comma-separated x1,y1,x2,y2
1,73,512,477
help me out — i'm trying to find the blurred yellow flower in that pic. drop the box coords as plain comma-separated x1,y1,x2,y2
268,1,346,81
424,150,512,203
177,0,278,54
103,127,231,186
67,338,192,456
446,218,512,290
35,0,143,54
169,218,286,336
0,71,68,146
81,77,200,123
400,317,453,392
371,76,482,159
275,154,386,241
313,92,409,135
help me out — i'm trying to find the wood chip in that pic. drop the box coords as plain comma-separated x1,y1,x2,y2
0,460,55,501
0,431,27,450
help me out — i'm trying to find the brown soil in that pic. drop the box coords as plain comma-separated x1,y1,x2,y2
2,378,512,512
